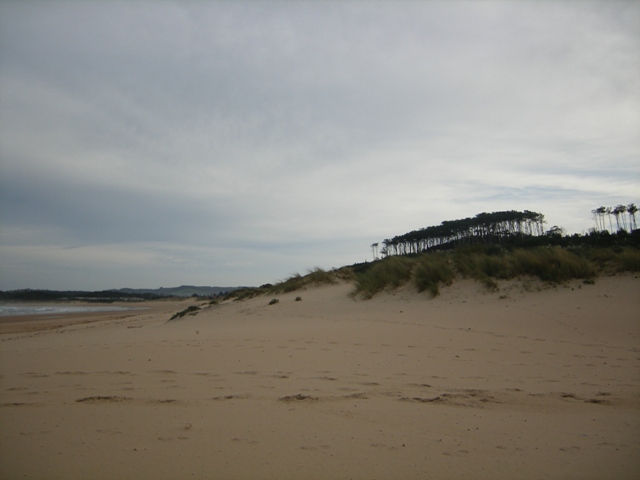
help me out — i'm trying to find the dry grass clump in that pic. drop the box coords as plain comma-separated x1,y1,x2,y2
578,247,640,273
226,287,266,301
454,251,511,279
453,250,510,291
168,305,201,321
510,247,596,282
617,248,640,272
413,254,456,296
580,247,620,265
453,246,597,285
353,253,457,298
269,267,338,294
353,256,414,299
222,267,343,301
332,266,356,281
305,267,339,286
269,273,306,293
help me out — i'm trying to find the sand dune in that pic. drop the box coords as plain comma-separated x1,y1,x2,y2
1,276,639,479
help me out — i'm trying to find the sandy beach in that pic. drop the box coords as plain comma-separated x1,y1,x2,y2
1,276,638,479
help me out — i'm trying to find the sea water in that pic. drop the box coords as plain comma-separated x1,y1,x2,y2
0,305,144,317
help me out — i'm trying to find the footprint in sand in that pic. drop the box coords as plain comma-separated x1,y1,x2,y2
300,445,331,451
212,394,250,401
371,443,398,451
442,450,470,456
76,396,132,403
559,446,581,452
231,437,258,445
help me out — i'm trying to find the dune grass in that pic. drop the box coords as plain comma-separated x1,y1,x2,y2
453,249,510,291
269,273,306,294
353,246,638,298
353,256,414,299
510,247,596,282
168,305,201,321
617,248,640,271
413,254,456,296
578,247,640,273
224,267,344,301
220,246,638,302
269,267,338,294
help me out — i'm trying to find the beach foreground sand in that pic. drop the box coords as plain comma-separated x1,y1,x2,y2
1,276,639,479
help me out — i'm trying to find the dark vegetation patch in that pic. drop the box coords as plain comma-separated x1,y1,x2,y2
279,394,318,402
168,305,201,321
222,267,353,301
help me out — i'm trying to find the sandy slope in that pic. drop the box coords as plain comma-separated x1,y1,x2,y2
1,276,638,479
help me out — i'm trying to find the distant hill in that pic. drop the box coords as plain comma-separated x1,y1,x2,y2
0,286,246,302
116,285,244,297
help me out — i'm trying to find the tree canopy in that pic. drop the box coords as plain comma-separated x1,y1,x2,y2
592,203,638,233
378,210,546,257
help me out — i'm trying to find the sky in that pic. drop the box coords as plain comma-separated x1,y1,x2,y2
0,1,638,291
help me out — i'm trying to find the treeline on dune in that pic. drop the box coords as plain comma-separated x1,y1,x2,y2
371,210,548,257
370,206,639,258
223,207,640,303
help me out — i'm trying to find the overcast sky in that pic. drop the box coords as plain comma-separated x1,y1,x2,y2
1,1,638,291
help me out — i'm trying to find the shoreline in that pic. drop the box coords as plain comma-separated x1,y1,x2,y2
0,299,192,334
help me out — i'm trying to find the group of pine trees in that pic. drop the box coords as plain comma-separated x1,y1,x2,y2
372,206,639,260
371,210,546,258
591,204,638,233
